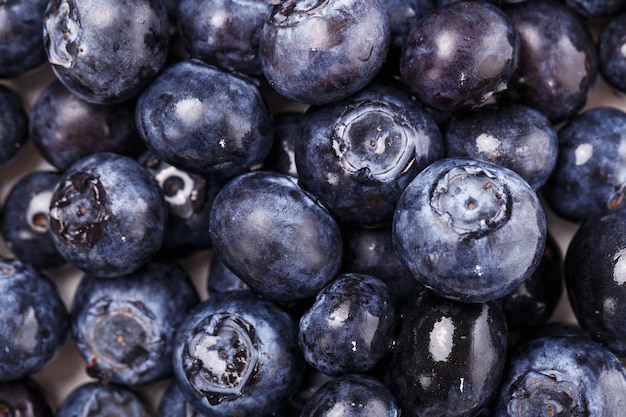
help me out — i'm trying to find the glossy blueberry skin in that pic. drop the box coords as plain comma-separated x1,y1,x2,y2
598,13,626,94
400,0,519,112
393,157,546,303
0,258,69,383
0,378,53,417
300,374,400,417
563,209,626,357
295,82,444,228
0,0,48,78
385,293,508,417
136,59,273,178
0,85,28,166
56,382,151,417
444,104,558,190
543,107,626,223
48,152,168,277
492,335,626,416
209,171,343,301
177,0,273,75
263,112,304,178
43,0,169,104
501,0,597,123
0,171,65,270
71,260,200,386
29,80,142,171
259,0,390,105
299,273,396,375
173,290,305,416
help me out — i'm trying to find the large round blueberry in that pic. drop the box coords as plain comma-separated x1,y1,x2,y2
56,382,151,417
172,290,305,416
0,85,28,166
43,0,169,104
48,152,168,277
0,258,69,383
393,157,546,303
400,0,519,112
135,59,273,178
259,0,390,105
295,82,444,228
209,171,343,301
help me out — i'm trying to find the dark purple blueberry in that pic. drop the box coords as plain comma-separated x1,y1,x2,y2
492,335,626,416
206,254,250,295
0,171,65,270
29,80,142,171
393,157,547,302
0,85,28,166
501,0,597,123
172,290,305,416
209,171,342,301
263,111,304,178
598,13,626,94
48,152,168,277
56,382,151,417
385,293,508,417
444,103,558,190
295,82,443,227
43,0,169,104
135,59,274,178
400,0,519,112
259,0,390,105
0,258,69,383
0,378,53,417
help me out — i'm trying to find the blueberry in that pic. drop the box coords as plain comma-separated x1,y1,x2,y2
0,171,65,270
393,157,546,302
29,80,142,171
0,85,28,166
399,0,519,112
492,335,626,416
542,107,626,223
43,0,169,104
209,171,343,301
135,59,274,178
295,81,443,227
259,0,390,105
0,378,53,417
298,273,396,375
384,292,508,417
56,382,151,417
444,103,558,190
0,258,69,383
300,374,400,417
598,13,626,94
172,290,305,416
48,152,168,277
71,260,200,386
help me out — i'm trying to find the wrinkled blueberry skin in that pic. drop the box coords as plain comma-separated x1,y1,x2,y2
0,258,69,382
295,82,443,228
136,59,273,178
543,107,626,223
48,152,168,277
43,0,169,104
598,13,626,94
30,80,142,171
207,254,250,295
260,0,390,105
56,382,151,417
492,335,626,416
71,261,200,386
263,112,304,178
177,0,273,75
299,273,396,375
385,293,508,417
444,104,558,190
563,210,626,357
173,290,305,416
209,171,343,301
400,0,519,112
564,0,624,18
393,157,546,303
501,0,597,123
301,374,400,417
0,0,48,78
0,378,54,417
0,171,65,270
0,85,28,166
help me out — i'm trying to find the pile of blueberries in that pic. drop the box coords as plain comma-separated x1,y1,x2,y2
3,0,626,415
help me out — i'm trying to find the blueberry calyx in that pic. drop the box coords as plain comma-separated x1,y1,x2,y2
508,370,585,416
26,190,53,234
269,0,329,26
44,0,81,69
0,403,13,417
